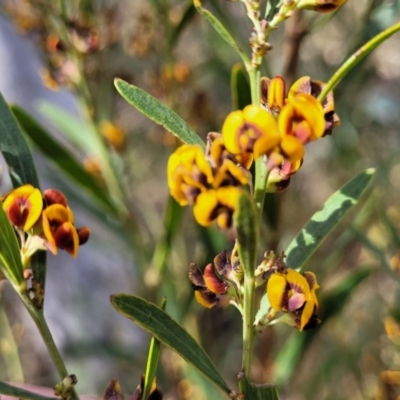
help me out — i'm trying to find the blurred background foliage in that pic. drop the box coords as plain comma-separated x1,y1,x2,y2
1,0,400,399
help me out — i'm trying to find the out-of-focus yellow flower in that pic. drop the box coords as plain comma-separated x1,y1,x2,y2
167,144,213,206
288,76,340,136
99,120,126,151
267,268,320,331
193,187,242,229
296,0,348,13
384,316,400,344
2,184,43,231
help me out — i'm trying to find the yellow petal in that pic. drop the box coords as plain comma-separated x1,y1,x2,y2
292,94,325,140
300,299,315,331
222,110,245,154
286,269,310,298
253,134,281,160
280,136,304,164
288,76,311,100
267,272,288,311
268,76,286,110
193,190,218,227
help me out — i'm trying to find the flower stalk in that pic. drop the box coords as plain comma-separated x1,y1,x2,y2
21,293,80,400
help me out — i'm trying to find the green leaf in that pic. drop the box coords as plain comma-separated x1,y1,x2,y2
285,168,376,270
273,267,372,385
37,101,103,157
239,376,279,400
0,381,58,400
114,79,205,149
0,93,40,188
0,91,45,289
110,294,231,395
0,200,24,287
231,64,251,111
234,192,257,275
142,298,167,400
11,105,117,215
193,0,250,66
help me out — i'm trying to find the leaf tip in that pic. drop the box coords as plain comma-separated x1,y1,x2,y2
365,167,376,176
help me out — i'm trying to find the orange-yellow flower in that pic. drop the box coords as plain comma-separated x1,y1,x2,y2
42,204,79,257
167,144,213,206
267,268,320,331
278,93,325,143
222,105,281,159
2,184,43,231
288,76,340,136
189,262,231,308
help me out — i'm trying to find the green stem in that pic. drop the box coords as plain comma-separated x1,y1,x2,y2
248,68,261,105
241,272,256,376
254,158,270,221
21,295,80,400
318,22,400,102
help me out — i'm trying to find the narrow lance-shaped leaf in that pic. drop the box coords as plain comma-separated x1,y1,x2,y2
234,192,257,276
194,0,250,66
114,79,205,149
111,294,232,395
0,200,24,287
0,381,59,400
0,91,44,289
142,297,167,400
11,105,117,215
285,168,375,271
0,92,40,188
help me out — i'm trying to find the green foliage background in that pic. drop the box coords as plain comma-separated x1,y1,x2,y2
1,0,400,399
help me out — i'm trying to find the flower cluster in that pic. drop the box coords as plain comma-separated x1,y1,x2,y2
189,249,320,332
167,75,339,226
167,134,251,229
223,75,339,191
2,185,90,266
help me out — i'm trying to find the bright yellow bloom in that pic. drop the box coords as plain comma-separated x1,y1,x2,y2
193,187,242,229
296,0,348,13
2,184,43,231
222,105,281,160
288,76,340,136
167,144,213,206
279,93,325,142
267,269,320,331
